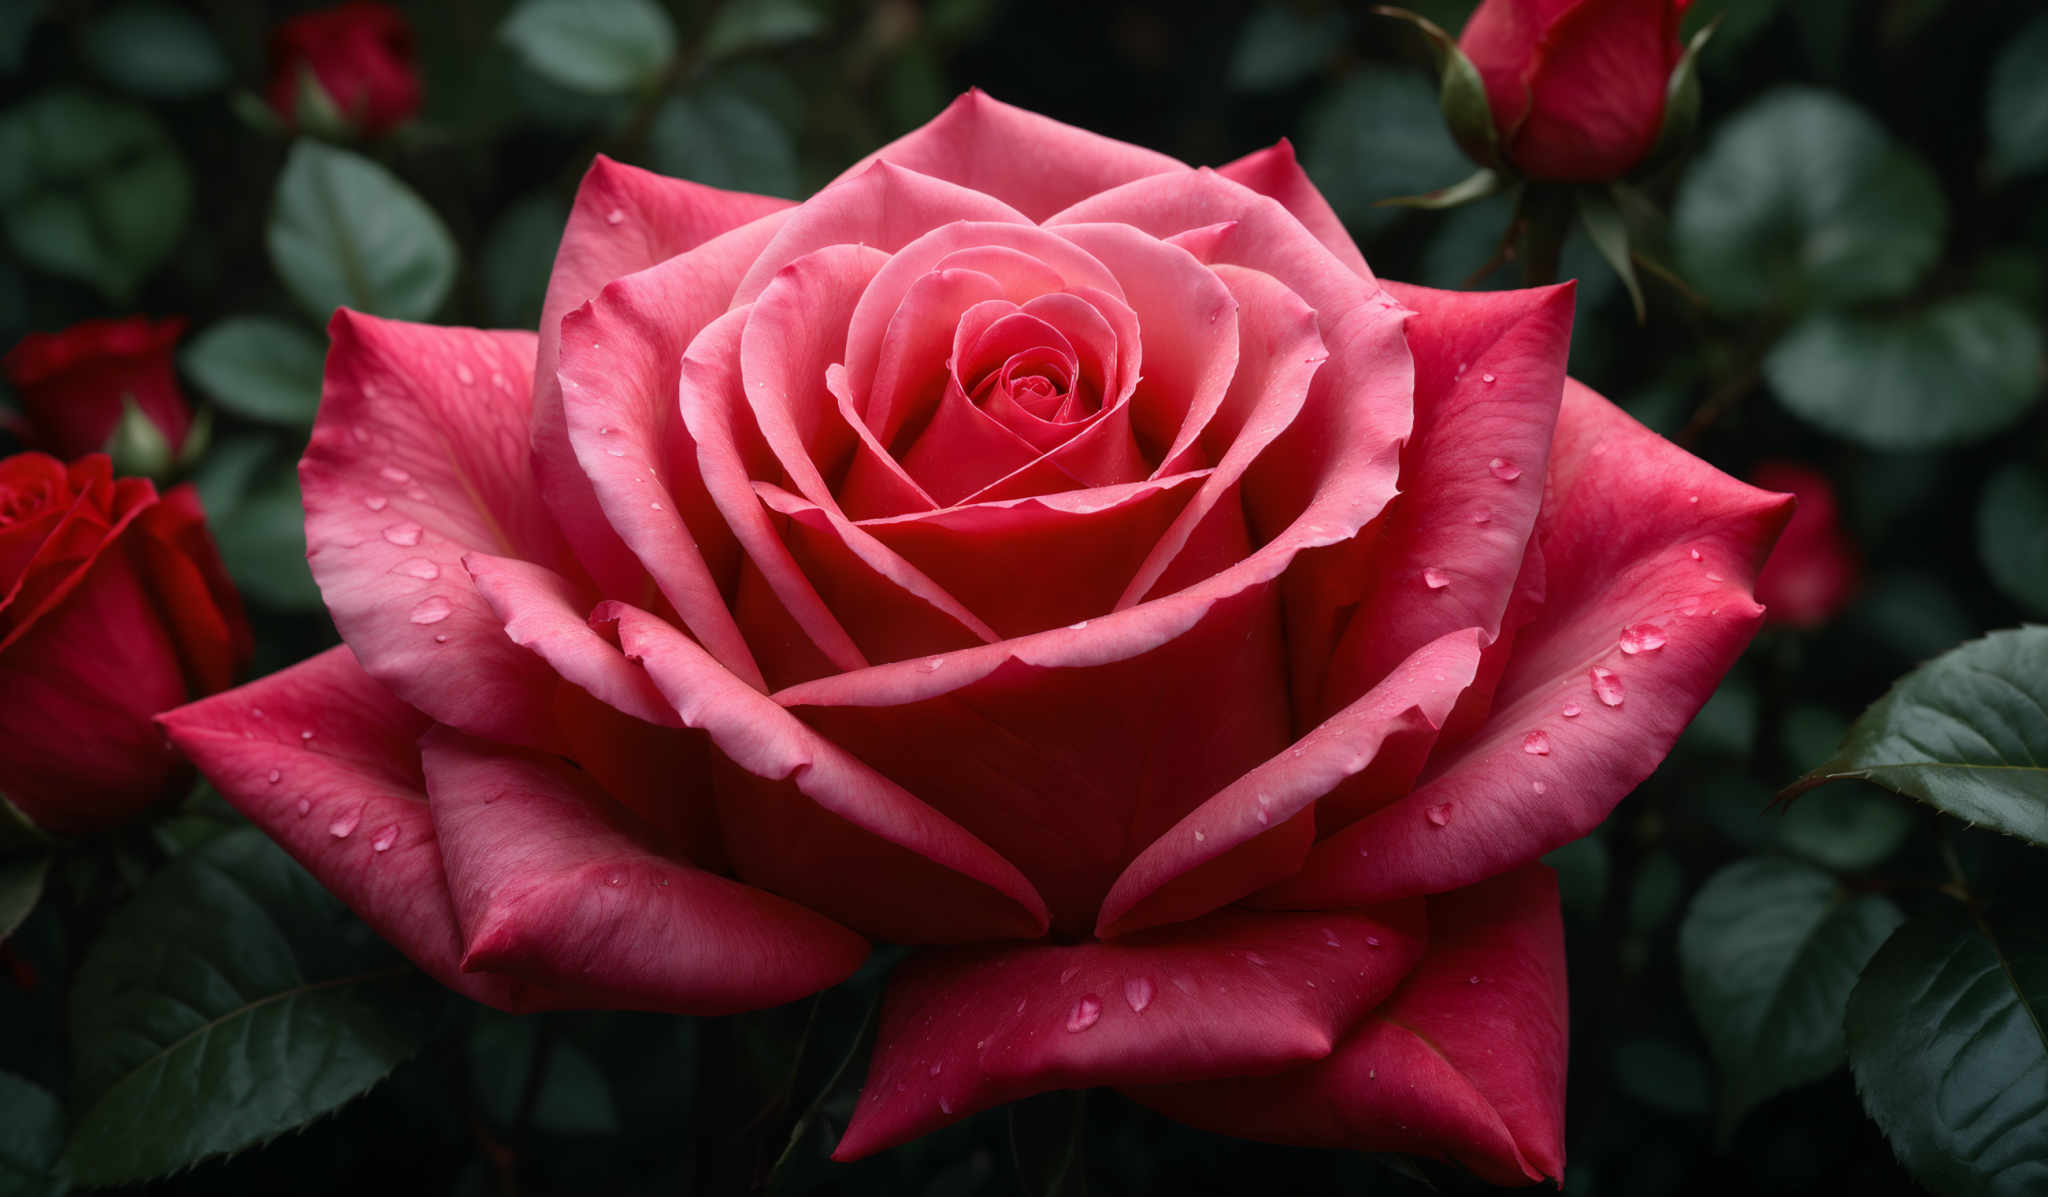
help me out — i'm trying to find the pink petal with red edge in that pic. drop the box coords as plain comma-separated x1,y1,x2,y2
157,647,565,1011
1216,139,1374,281
831,901,1428,1161
602,602,1050,944
533,157,791,596
462,551,679,728
1098,626,1485,939
1319,281,1575,719
1263,383,1794,907
1128,864,1567,1187
420,727,868,1014
732,161,1028,305
836,89,1186,222
302,315,576,750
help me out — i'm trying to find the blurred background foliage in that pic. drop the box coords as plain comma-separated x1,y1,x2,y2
2,1,2046,1194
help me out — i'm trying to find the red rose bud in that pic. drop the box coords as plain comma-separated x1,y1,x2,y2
1751,462,1859,628
0,453,251,833
3,318,193,462
265,1,422,138
1459,0,1693,181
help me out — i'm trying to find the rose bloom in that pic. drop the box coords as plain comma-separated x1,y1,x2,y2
1751,462,1858,628
1,453,248,833
264,1,421,138
3,318,192,460
164,94,1788,1182
1460,0,1693,180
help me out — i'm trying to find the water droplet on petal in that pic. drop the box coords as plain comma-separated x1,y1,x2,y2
363,495,388,511
649,501,661,511
1522,730,1551,755
1322,928,1342,948
1426,803,1453,827
382,522,423,547
1688,494,1700,505
328,808,360,839
939,1095,954,1115
928,1061,943,1077
491,372,510,391
1245,951,1270,967
1068,620,1089,630
1124,976,1155,1014
1591,666,1625,706
1706,571,1724,582
267,768,282,784
1489,457,1523,481
605,207,626,225
351,426,371,444
455,363,475,386
1193,828,1206,842
1618,623,1666,654
922,656,944,672
1366,935,1382,948
1255,807,1270,826
1066,995,1102,1032
605,871,625,887
1562,702,1582,718
393,558,439,580
250,707,264,719
1472,509,1492,525
1059,965,1080,985
1422,567,1450,590
379,466,410,485
1533,780,1547,794
1468,975,1481,985
410,596,453,625
433,634,449,643
295,798,311,815
371,824,400,853
1689,546,1703,561
1481,372,1496,383
300,729,315,741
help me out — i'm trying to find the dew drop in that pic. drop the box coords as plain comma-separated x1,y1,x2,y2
300,729,315,741
1468,975,1481,985
393,558,440,580
605,207,626,225
351,426,371,444
410,596,454,625
1591,666,1625,707
1533,780,1547,794
929,1061,943,1077
1066,995,1103,1032
250,707,265,719
649,501,662,511
1426,803,1453,827
1193,828,1207,842
1255,807,1270,826
1472,509,1492,525
1366,936,1382,948
1322,928,1342,948
379,466,411,484
363,495,388,511
328,808,361,839
1481,372,1496,383
455,363,475,386
295,798,311,816
267,768,282,784
922,656,944,672
434,634,449,643
1059,965,1080,985
1562,702,1582,718
1705,571,1724,582
1681,596,1702,615
1522,730,1551,755
606,446,626,457
939,1095,954,1115
1068,620,1089,630
491,372,509,391
1618,623,1666,654
1244,952,1270,967
1488,457,1523,481
1689,546,1703,561
371,824,400,853
605,871,625,887
382,522,423,547
1124,976,1155,1014
1422,567,1450,590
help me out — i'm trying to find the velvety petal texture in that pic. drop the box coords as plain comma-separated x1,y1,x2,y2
161,91,1791,1182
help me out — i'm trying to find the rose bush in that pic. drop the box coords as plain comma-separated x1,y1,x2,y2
264,1,421,139
3,317,193,461
1,453,248,833
1460,0,1694,180
163,94,1788,1182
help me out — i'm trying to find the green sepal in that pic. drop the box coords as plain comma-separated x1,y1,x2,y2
1376,166,1503,210
1371,6,1504,170
1578,184,1648,322
1641,17,1719,177
292,62,355,140
104,394,174,479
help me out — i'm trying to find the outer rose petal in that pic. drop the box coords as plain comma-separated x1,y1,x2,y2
157,648,560,1011
131,485,252,697
533,156,791,596
838,89,1186,223
1128,865,1568,1187
832,902,1429,1161
1263,382,1793,907
1216,139,1372,281
301,314,571,750
420,727,868,1014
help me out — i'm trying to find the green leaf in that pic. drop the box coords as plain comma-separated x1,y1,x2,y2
268,140,458,322
83,1,229,100
1673,88,1945,314
1847,906,2048,1197
1010,1090,1090,1197
480,191,569,330
1680,858,1905,1131
701,0,826,62
1577,185,1646,322
1763,296,2042,450
0,0,46,76
182,317,328,427
1987,14,2048,181
1978,463,2048,617
1611,1036,1713,1117
209,466,325,612
1788,627,2048,845
468,1014,621,1138
646,87,800,199
0,89,192,302
500,0,676,95
1302,66,1471,241
0,855,49,944
0,1071,66,1197
63,828,435,1186
1777,784,1915,873
1226,5,1345,93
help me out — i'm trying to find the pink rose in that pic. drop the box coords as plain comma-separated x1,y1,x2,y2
163,94,1788,1181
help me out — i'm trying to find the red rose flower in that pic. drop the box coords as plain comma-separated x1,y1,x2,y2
1460,0,1693,180
265,1,422,138
1751,462,1859,628
3,318,192,461
163,94,1789,1182
0,453,249,833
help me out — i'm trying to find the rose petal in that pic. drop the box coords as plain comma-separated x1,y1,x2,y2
1262,382,1794,907
533,156,791,595
831,901,1427,1161
1216,139,1374,281
420,727,869,1014
1128,864,1567,1187
132,485,250,696
604,602,1051,943
156,647,561,1011
837,89,1185,222
302,314,576,749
